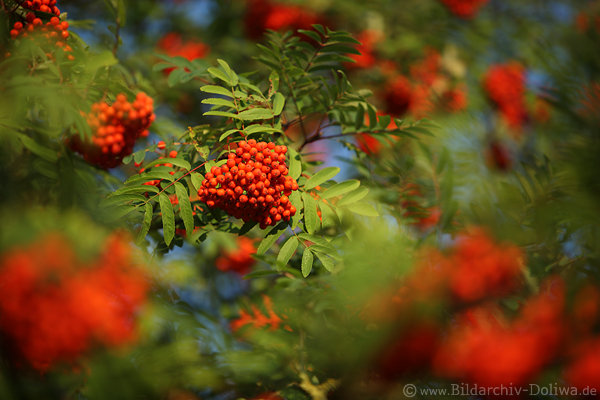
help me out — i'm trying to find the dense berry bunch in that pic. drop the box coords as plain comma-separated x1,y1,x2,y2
216,236,257,275
10,16,73,59
439,0,489,18
21,0,61,16
244,0,322,40
382,75,413,117
565,338,600,391
380,49,468,119
198,140,299,229
70,93,155,169
8,0,73,59
440,85,468,112
483,62,528,131
433,281,564,387
411,228,524,303
0,232,148,372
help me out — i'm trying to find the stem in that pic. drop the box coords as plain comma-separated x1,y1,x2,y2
112,19,121,56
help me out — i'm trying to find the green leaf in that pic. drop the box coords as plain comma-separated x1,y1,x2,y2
243,269,281,280
277,236,298,268
307,244,339,259
109,185,159,197
219,129,240,141
318,201,338,227
239,81,263,96
200,85,233,98
272,92,285,115
217,59,239,86
301,249,314,278
345,201,379,217
289,191,302,229
312,24,326,35
354,104,364,130
133,149,146,165
237,221,257,236
101,193,146,206
144,157,191,171
315,252,334,272
320,180,360,199
18,134,57,162
367,105,377,129
204,110,240,119
124,170,175,185
137,202,153,243
269,70,280,92
190,172,204,192
288,147,302,180
304,167,340,190
337,187,369,206
201,98,236,109
257,226,285,255
297,233,329,246
378,114,391,130
302,192,319,234
159,193,176,246
297,29,322,43
236,108,274,121
167,68,187,87
207,67,233,86
153,62,173,72
322,43,362,55
244,124,282,135
175,182,194,236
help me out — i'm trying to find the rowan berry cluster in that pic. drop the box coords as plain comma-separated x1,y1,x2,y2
439,0,489,19
0,232,148,372
244,0,322,40
198,140,299,229
9,1,73,60
21,0,61,16
70,92,155,169
483,62,528,131
381,49,467,119
216,236,257,275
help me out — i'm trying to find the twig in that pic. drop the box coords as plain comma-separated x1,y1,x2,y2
112,19,120,56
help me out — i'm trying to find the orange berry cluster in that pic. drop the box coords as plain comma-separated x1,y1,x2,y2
216,236,257,275
0,232,148,372
9,0,73,60
483,62,527,131
21,0,61,16
439,0,489,19
198,140,299,229
70,93,155,169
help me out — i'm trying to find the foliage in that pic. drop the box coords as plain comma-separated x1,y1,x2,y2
1,0,599,399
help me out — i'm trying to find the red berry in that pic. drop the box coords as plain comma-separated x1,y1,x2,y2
69,92,155,169
197,141,299,228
